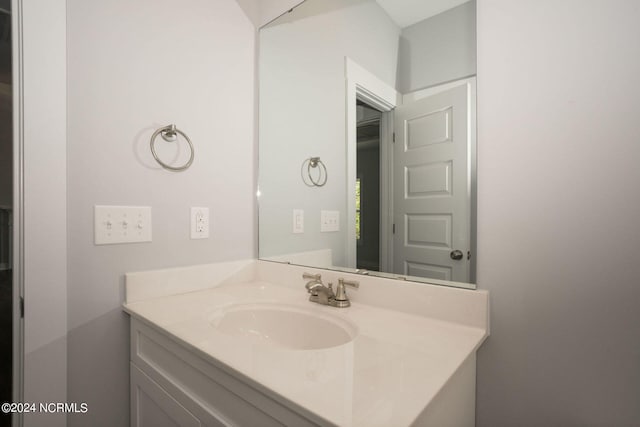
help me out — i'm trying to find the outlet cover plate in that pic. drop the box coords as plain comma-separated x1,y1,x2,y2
293,209,304,234
191,207,210,239
320,210,340,232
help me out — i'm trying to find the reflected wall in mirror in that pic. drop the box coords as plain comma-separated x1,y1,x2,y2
259,0,477,289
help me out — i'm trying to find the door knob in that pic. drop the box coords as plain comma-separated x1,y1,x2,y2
450,250,463,260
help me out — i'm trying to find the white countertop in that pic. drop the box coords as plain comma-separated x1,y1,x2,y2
124,271,488,427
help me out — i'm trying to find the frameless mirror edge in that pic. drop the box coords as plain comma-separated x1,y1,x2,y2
257,259,477,290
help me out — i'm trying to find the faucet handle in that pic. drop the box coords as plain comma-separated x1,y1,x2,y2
339,278,359,289
302,272,321,281
334,278,359,302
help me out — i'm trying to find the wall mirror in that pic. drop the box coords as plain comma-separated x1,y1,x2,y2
258,0,477,289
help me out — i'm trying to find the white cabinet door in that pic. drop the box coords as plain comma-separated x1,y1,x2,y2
131,364,202,427
393,84,470,282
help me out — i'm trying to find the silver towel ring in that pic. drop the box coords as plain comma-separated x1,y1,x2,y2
150,124,194,172
301,157,328,187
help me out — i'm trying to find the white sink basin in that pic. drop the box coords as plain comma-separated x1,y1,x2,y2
210,303,357,350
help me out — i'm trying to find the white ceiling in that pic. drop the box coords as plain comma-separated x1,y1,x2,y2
375,0,471,28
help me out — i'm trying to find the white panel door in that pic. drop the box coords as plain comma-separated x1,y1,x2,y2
393,84,470,282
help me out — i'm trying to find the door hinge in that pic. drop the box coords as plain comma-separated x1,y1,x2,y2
20,296,24,318
392,132,396,143
392,224,396,234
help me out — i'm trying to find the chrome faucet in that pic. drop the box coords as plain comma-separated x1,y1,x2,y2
302,273,359,308
303,272,335,304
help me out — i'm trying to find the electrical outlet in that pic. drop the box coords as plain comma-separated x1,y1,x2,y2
94,205,152,245
191,207,209,239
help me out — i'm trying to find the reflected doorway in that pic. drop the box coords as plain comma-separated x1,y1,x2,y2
356,101,382,271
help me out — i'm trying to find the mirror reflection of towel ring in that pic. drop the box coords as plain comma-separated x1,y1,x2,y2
301,157,328,187
150,124,195,172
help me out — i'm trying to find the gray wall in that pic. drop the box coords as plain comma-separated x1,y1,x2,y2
476,0,640,425
66,0,255,425
397,1,476,93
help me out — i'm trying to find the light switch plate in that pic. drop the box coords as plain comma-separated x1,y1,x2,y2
293,209,304,233
320,210,340,232
94,205,152,245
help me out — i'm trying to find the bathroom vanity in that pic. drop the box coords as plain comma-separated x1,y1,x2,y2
123,260,489,426
121,1,487,424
